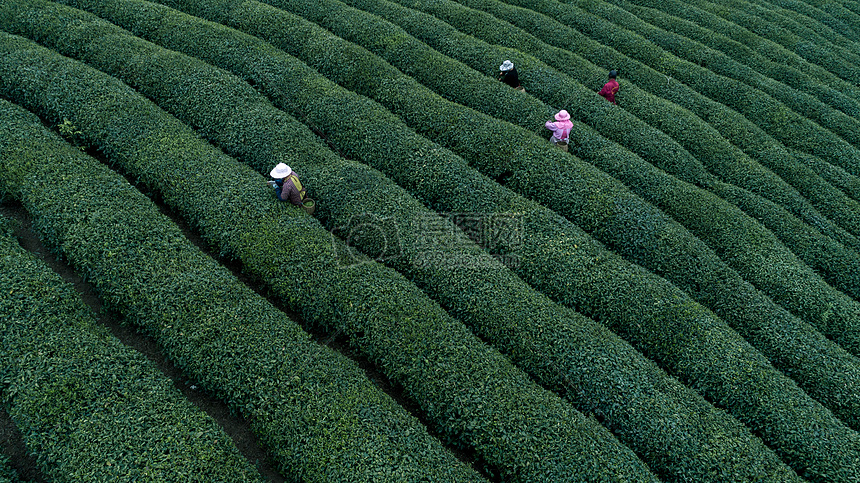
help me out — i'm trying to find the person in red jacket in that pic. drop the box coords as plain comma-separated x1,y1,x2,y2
598,70,620,105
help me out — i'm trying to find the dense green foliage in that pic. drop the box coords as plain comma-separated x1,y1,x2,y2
19,0,860,480
0,96,485,482
499,0,860,175
448,0,860,233
0,30,661,482
95,0,855,428
621,0,860,92
563,0,860,151
338,0,860,326
15,2,812,480
424,0,860,243
605,0,860,116
125,0,860,431
2,0,860,479
0,209,264,482
644,0,860,85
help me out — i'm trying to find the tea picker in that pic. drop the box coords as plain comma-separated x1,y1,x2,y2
498,60,525,92
268,162,315,215
598,70,620,105
545,110,572,152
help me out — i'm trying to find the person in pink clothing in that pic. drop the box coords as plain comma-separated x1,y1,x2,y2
545,110,573,148
598,70,620,105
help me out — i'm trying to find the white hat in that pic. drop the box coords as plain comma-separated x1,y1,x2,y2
499,60,514,71
270,162,292,178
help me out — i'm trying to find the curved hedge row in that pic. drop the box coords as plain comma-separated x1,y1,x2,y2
710,0,860,54
834,0,860,23
369,0,860,300
0,197,265,482
791,148,860,204
20,2,807,480
757,0,860,43
649,0,860,84
252,0,860,359
612,0,860,147
680,0,860,86
609,0,860,117
518,0,860,177
560,0,860,153
112,0,860,434
0,97,489,483
0,30,659,483
741,0,860,50
43,0,860,480
447,0,860,245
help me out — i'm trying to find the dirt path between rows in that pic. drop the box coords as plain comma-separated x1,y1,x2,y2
2,198,490,481
1,201,289,481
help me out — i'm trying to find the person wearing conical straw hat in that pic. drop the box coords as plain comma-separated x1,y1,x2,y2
598,70,620,105
545,110,573,150
498,60,523,91
268,162,306,206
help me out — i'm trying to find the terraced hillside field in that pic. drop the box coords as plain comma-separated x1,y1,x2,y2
1,0,859,481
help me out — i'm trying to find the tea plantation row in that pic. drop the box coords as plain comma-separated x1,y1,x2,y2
0,206,266,482
1,0,860,481
0,98,487,481
98,0,860,438
444,0,860,216
309,0,860,348
0,31,668,482
1,2,829,481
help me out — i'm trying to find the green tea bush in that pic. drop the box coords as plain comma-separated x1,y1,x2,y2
557,0,860,152
522,0,860,176
448,0,860,243
709,182,860,301
107,0,860,417
630,0,860,85
836,0,860,20
369,0,860,300
248,0,860,364
760,0,860,43
109,0,860,412
0,98,485,483
608,0,860,116
791,148,860,204
742,0,860,48
0,31,657,483
23,2,807,480
677,0,860,85
0,212,264,483
29,1,860,480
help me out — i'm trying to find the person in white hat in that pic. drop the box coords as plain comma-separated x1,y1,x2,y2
545,110,573,147
498,60,522,90
268,162,306,206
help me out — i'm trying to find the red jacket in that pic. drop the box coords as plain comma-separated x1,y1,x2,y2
599,79,620,104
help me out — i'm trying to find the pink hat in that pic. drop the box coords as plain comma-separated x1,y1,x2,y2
554,110,570,121
270,162,292,178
